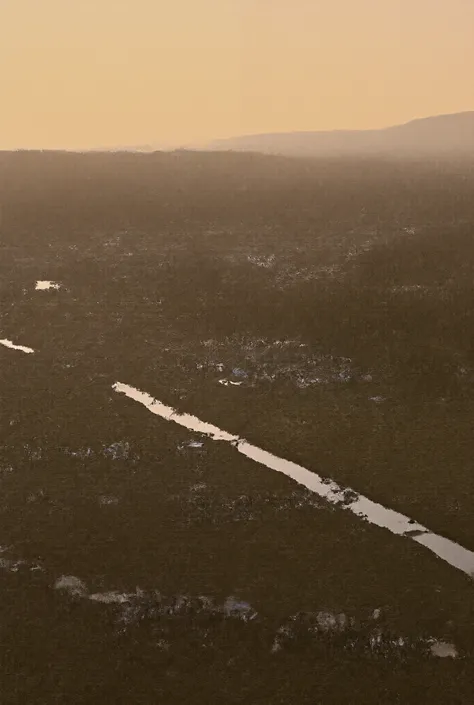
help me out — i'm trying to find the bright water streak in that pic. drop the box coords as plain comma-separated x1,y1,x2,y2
35,280,61,290
0,338,35,354
113,382,474,579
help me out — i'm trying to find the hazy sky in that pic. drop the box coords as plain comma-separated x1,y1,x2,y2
1,0,473,149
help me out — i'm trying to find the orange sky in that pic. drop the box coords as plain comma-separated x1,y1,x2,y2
1,0,473,150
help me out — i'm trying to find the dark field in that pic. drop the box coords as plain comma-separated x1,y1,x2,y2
1,150,474,703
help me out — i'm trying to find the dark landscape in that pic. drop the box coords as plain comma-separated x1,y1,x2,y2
1,147,474,703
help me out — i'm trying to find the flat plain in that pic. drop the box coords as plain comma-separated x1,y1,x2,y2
1,150,474,704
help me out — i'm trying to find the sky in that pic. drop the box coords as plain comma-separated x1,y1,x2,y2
1,0,473,150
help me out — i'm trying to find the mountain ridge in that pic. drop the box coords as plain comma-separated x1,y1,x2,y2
200,111,474,157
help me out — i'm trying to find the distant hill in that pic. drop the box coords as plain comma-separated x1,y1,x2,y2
199,112,474,158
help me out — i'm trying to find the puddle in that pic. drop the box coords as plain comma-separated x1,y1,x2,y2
429,640,458,658
0,558,41,573
23,443,42,461
54,575,88,597
54,577,258,627
0,338,35,354
89,591,131,604
63,447,95,459
98,495,119,506
192,337,364,389
232,368,248,378
181,440,204,449
222,597,257,622
113,382,474,579
390,284,428,294
52,573,458,660
62,442,137,463
103,441,130,460
0,546,43,574
271,612,458,660
189,482,208,492
35,280,61,291
247,254,276,268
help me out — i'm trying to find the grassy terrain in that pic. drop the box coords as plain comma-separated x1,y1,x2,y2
1,150,474,703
